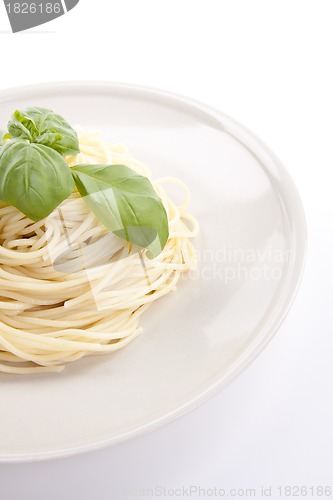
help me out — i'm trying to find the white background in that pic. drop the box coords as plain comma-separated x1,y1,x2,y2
0,1,332,499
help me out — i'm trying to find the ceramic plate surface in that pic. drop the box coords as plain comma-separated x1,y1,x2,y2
0,82,306,462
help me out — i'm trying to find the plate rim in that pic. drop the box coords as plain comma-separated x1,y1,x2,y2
0,81,307,462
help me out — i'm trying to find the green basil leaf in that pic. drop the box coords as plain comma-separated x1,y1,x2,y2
0,140,74,221
0,130,5,146
71,164,169,258
9,107,79,156
8,110,39,141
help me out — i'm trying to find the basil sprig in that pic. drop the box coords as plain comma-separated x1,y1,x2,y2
0,107,169,258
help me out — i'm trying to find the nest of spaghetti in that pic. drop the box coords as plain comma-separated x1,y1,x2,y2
0,130,198,374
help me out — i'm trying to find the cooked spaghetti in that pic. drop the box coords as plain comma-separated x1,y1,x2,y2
0,130,198,374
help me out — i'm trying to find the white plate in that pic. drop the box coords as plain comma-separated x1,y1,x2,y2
0,82,306,462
